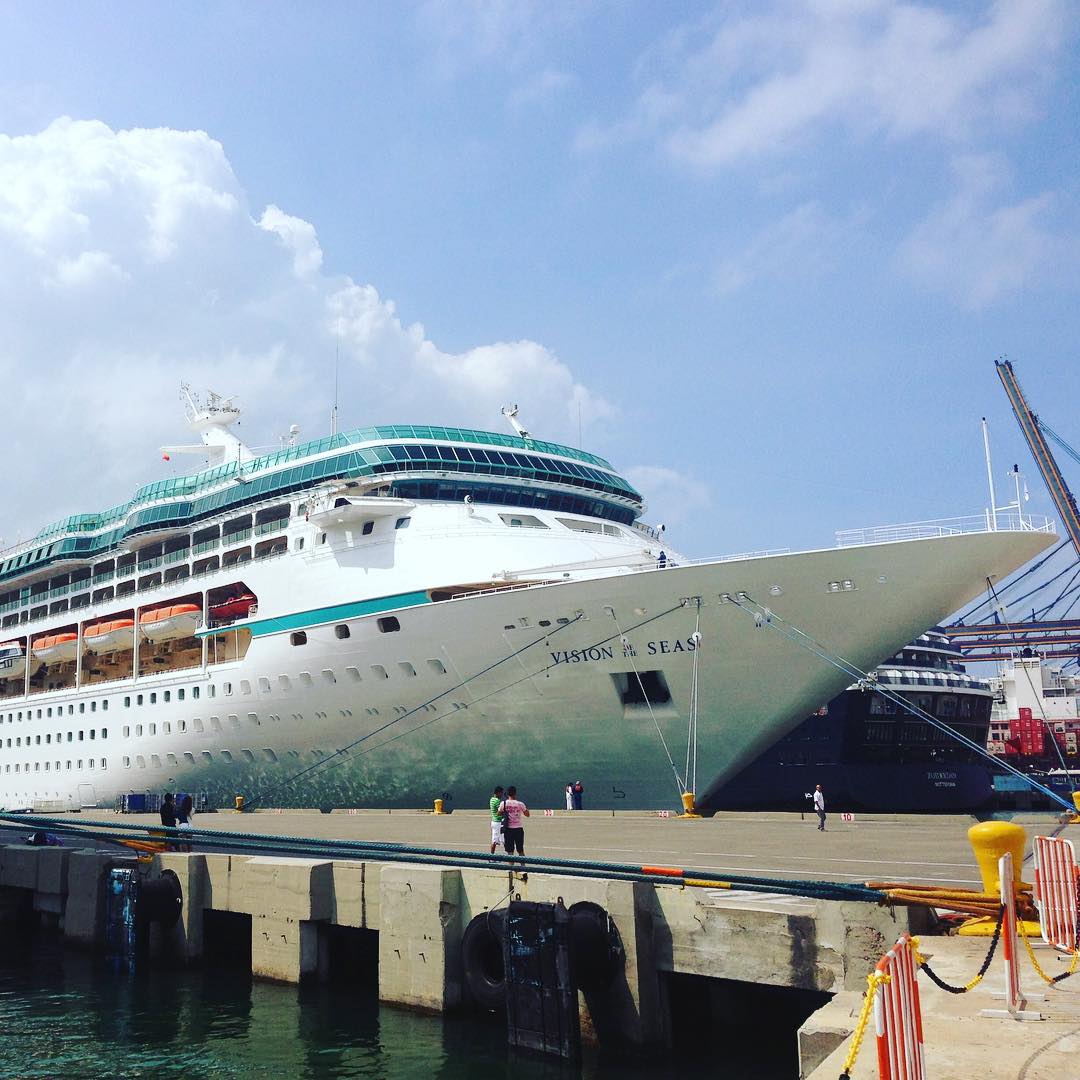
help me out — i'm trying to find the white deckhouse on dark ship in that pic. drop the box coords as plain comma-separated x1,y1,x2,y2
0,390,1058,812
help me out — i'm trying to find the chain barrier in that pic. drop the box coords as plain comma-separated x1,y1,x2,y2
913,904,1005,995
838,970,889,1080
1017,916,1080,986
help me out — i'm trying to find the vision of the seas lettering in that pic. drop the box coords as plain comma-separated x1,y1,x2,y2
549,638,699,665
548,645,615,665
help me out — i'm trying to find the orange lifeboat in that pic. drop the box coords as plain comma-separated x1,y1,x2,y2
140,603,202,643
31,632,79,664
83,618,135,654
209,592,257,624
0,641,42,681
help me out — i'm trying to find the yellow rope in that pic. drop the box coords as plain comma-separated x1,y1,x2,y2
683,877,732,888
1017,917,1080,986
840,971,887,1078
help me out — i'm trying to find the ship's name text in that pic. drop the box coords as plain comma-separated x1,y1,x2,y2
549,638,699,665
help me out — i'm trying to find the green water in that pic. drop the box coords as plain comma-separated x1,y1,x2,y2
0,935,731,1080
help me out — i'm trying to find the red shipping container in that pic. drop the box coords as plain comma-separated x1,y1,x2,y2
1020,707,1033,721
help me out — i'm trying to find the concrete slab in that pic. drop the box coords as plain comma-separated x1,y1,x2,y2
808,935,1080,1080
378,865,463,1012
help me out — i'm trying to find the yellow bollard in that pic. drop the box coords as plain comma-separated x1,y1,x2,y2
967,820,1025,895
959,820,1038,937
1071,790,1080,822
433,797,445,815
679,791,702,819
234,794,245,813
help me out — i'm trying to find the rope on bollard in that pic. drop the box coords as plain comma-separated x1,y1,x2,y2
1017,917,1080,986
837,970,888,1080
912,904,1005,994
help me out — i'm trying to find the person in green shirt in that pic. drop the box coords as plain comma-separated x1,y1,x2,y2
489,785,505,854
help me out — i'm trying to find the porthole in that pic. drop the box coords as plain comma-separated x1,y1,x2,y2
378,616,400,634
335,624,350,639
291,631,307,646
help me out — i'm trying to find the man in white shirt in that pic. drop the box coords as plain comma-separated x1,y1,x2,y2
813,784,826,831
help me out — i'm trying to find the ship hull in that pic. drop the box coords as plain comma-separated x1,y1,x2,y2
0,527,1053,812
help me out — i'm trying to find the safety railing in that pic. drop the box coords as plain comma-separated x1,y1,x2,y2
254,519,289,538
836,513,1055,547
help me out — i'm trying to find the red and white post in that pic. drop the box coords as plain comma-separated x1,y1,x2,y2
981,851,1044,1020
873,933,926,1080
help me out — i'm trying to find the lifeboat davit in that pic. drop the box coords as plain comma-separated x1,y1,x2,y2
83,618,136,654
209,593,257,623
140,603,202,643
31,632,79,664
0,642,42,681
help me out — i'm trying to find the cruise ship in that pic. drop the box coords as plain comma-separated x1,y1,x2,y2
0,389,1059,812
707,629,997,812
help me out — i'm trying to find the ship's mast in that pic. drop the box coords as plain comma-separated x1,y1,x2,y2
162,384,255,467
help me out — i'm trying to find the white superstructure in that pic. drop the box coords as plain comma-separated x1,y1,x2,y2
0,395,1059,812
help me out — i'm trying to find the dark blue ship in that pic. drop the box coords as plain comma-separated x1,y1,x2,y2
705,629,996,812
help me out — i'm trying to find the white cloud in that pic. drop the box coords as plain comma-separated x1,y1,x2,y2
0,117,610,538
259,205,323,278
623,465,710,533
898,154,1059,307
714,201,866,293
415,0,585,79
582,0,1068,168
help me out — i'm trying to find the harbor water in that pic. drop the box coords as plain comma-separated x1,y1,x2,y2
0,932,805,1079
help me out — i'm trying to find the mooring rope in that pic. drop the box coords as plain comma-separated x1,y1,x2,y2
608,605,686,799
0,811,886,903
725,595,1076,813
265,600,692,793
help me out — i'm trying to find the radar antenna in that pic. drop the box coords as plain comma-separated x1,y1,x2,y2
501,404,531,441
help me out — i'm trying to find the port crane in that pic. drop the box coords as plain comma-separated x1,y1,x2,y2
944,360,1080,660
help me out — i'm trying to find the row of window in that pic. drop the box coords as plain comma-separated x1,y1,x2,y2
5,759,106,774
4,699,109,723
5,727,105,748
3,647,446,728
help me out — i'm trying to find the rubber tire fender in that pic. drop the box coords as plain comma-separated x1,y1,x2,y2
461,909,507,1012
568,901,623,991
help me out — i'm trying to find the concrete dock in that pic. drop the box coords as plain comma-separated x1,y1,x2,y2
77,807,1066,889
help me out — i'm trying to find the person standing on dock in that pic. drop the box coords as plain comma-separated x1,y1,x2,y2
160,792,177,828
489,785,505,854
572,780,584,811
565,783,574,811
813,784,826,831
499,786,530,857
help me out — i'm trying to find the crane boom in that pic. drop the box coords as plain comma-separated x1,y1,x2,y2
995,359,1080,558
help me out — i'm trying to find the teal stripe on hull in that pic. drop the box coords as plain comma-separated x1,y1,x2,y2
202,589,433,639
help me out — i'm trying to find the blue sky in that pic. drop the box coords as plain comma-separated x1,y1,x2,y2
1,0,1078,560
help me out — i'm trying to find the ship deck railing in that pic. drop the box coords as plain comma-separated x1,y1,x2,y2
835,512,1055,547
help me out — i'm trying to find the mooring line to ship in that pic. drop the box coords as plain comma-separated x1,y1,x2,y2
243,610,586,808
726,594,1076,813
684,601,702,802
326,598,698,771
0,811,884,902
606,605,688,799
304,600,695,786
253,601,693,801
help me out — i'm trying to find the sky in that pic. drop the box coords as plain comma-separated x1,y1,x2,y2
1,0,1078,562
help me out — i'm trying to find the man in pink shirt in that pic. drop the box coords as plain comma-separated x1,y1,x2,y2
498,785,530,856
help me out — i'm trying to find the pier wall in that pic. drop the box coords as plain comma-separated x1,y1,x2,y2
0,842,911,1054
